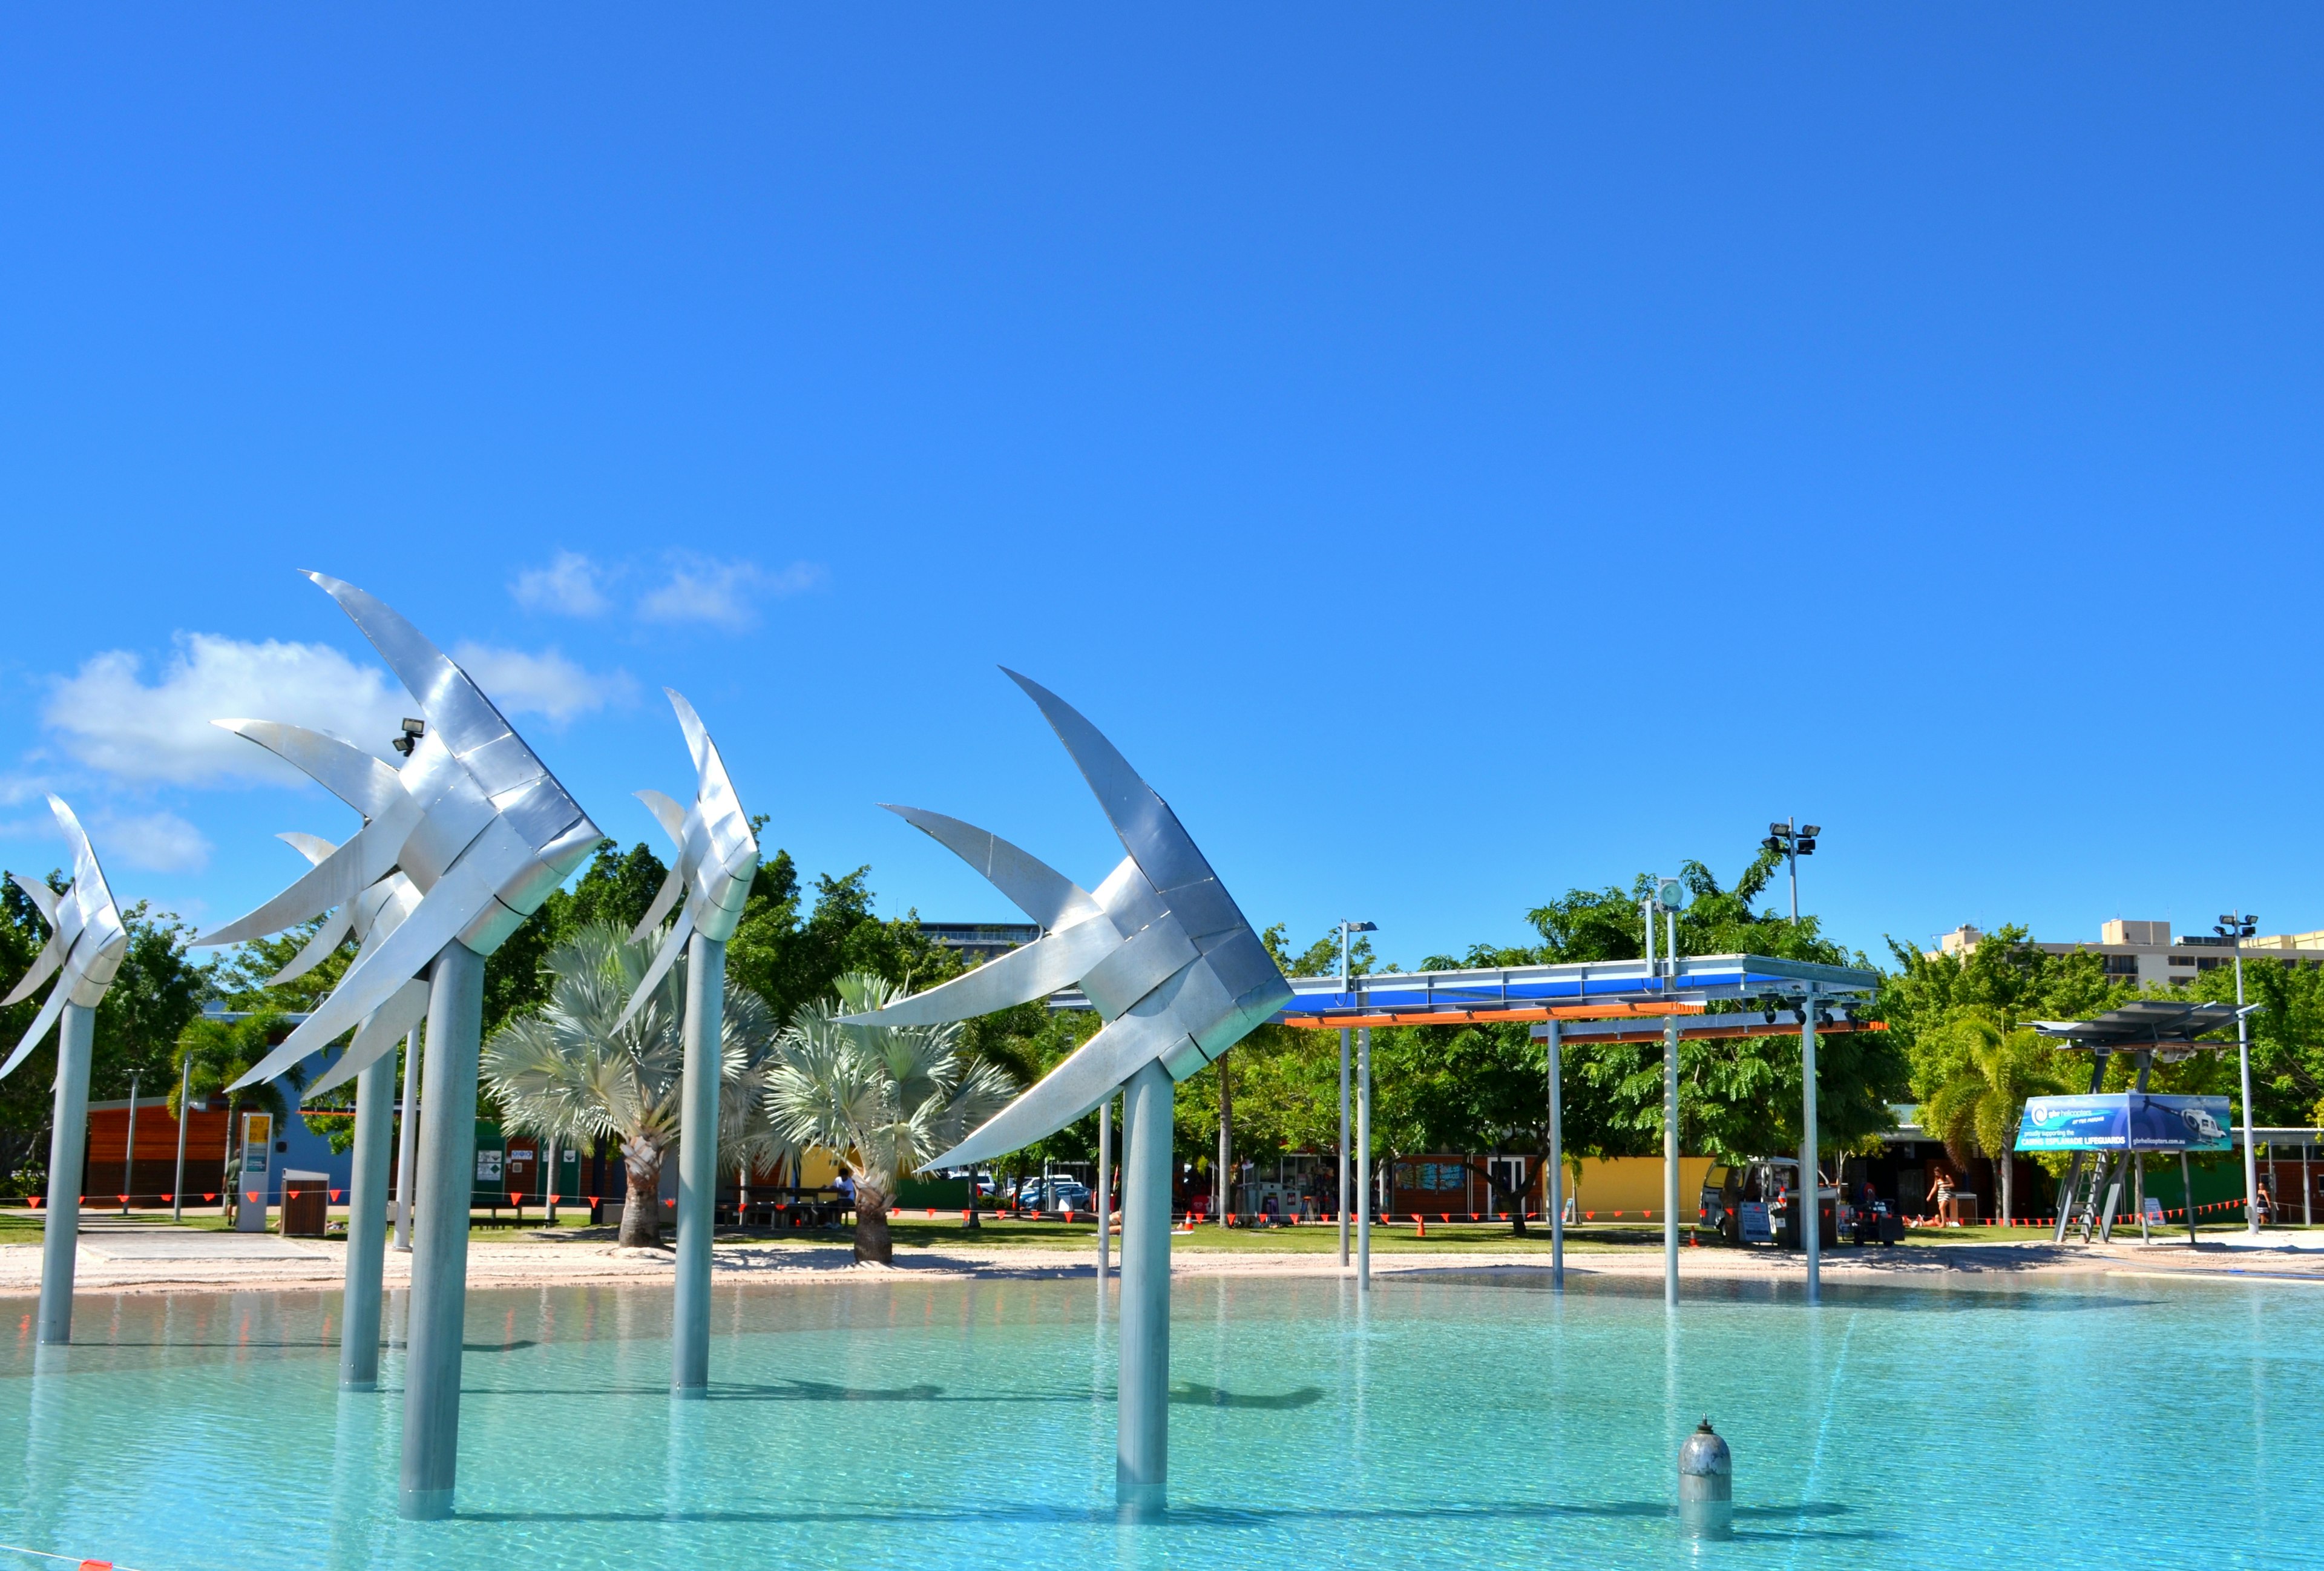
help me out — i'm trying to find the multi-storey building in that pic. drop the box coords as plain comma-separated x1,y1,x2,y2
1931,918,2324,990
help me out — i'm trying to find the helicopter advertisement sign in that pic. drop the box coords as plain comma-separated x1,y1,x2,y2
2015,1094,2234,1153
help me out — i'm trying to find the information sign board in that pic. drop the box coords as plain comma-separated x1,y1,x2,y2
2016,1093,2233,1153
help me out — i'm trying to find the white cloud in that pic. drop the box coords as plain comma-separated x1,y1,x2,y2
637,556,826,631
511,550,610,616
450,643,635,725
42,635,408,786
89,809,211,874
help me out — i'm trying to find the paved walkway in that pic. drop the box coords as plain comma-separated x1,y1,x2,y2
4,1224,2320,1296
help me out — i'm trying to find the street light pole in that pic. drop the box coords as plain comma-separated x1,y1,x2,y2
122,1073,138,1214
170,1056,191,1224
1761,820,1820,926
1336,920,1375,1271
2217,911,2260,1235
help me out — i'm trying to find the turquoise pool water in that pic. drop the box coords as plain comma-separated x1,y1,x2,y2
0,1266,2312,1569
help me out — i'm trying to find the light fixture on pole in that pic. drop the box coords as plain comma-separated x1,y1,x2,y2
1646,877,1687,1307
1761,820,1820,924
2216,911,2260,1235
1337,920,1376,1271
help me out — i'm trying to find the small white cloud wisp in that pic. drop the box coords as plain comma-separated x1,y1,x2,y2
637,556,825,631
449,643,636,725
511,550,611,617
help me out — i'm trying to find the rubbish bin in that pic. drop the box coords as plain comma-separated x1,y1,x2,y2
281,1170,330,1238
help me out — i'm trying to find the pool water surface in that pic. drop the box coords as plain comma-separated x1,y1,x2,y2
0,1266,2310,1569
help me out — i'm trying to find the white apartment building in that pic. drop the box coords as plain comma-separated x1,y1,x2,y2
1931,918,2324,992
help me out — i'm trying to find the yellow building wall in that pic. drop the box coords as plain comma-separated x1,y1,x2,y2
1566,1156,1715,1216
795,1147,847,1187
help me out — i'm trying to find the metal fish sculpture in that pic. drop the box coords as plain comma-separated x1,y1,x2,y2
847,670,1290,1170
195,573,599,1057
612,688,758,1031
0,796,130,1078
207,749,427,1098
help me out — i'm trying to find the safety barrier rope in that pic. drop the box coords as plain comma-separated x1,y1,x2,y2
1900,1197,2253,1228
0,1533,136,1569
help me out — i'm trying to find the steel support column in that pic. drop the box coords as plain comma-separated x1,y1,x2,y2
1800,992,1820,1305
1117,1059,1172,1520
399,942,484,1521
1663,1013,1679,1307
1357,1026,1372,1291
1546,1016,1564,1291
1337,1027,1350,1268
340,1049,393,1389
673,930,724,1396
36,1002,95,1345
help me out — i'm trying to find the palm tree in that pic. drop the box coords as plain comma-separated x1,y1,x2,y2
172,1008,297,1224
766,972,1015,1263
1922,1009,2067,1224
482,923,786,1248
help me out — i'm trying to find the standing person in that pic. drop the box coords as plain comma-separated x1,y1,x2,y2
1926,1168,1957,1227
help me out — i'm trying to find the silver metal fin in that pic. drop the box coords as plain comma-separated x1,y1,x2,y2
611,903,694,1037
999,669,1214,894
195,832,382,948
927,1009,1189,1171
634,789,688,848
269,904,354,987
629,861,686,943
277,831,340,866
214,721,405,820
301,571,528,763
839,918,1121,1028
8,873,58,925
0,933,65,1010
301,978,432,1098
0,984,71,1082
879,803,1105,932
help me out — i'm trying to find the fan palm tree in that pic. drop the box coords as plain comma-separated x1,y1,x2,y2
482,922,787,1248
1922,1009,2067,1224
172,1008,298,1224
766,971,1015,1263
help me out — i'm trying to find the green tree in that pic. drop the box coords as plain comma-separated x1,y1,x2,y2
171,1007,297,1223
766,972,1014,1263
1919,1009,2068,1222
481,922,782,1249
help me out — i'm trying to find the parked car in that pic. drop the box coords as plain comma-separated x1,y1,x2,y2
1014,1177,1092,1213
1700,1158,1842,1247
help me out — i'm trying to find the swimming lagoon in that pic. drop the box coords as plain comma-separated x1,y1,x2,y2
0,1268,2311,1569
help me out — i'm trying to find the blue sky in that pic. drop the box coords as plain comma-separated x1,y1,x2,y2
3,8,2320,970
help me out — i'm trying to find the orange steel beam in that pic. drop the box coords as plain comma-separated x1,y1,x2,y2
1281,1001,1707,1030
1281,1009,1889,1038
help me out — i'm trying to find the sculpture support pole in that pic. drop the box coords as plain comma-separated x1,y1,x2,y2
393,1027,422,1251
1117,1058,1172,1520
37,1002,95,1345
400,943,483,1521
1095,1092,1111,1286
673,930,724,1396
340,1050,393,1389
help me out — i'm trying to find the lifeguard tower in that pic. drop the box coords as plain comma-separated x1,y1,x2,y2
2022,1001,2245,1245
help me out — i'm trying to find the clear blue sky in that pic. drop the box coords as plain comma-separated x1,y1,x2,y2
4,8,2320,970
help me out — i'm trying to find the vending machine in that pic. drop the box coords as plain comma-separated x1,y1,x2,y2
237,1111,274,1232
